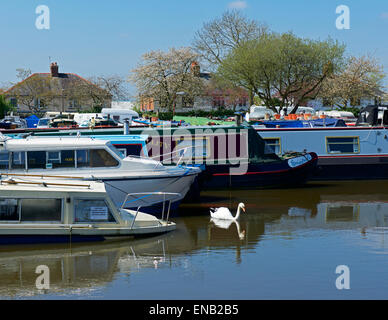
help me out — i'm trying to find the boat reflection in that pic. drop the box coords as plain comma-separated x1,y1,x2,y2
0,238,171,298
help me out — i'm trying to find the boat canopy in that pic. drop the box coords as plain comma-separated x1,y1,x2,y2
356,105,388,126
256,118,346,128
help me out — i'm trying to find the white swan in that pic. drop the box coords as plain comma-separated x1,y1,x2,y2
210,203,245,221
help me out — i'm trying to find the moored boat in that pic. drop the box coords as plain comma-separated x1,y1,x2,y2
0,176,177,244
0,134,200,212
76,126,318,189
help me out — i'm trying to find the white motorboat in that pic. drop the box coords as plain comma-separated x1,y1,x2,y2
0,176,177,244
0,135,200,212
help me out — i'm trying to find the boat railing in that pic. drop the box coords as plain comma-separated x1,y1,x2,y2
151,146,196,165
0,172,84,180
125,145,196,165
0,175,91,188
120,192,181,229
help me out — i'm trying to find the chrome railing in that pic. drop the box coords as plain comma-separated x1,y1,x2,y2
120,192,181,229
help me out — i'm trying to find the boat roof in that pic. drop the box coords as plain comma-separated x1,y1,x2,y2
1,137,111,151
91,135,148,144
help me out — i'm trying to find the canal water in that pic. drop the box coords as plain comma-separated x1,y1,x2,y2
2,180,388,299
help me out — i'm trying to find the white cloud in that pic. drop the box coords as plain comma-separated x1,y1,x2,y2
228,1,247,9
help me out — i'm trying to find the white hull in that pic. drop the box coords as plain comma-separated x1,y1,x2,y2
3,168,198,210
0,136,200,211
102,174,197,208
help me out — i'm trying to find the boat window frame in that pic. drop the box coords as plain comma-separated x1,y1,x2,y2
0,151,10,170
47,151,61,163
46,150,76,169
175,136,211,161
263,137,282,155
0,197,64,224
10,151,27,170
74,148,121,169
325,136,360,155
105,142,125,160
72,197,118,224
8,147,121,171
117,148,127,157
0,198,20,222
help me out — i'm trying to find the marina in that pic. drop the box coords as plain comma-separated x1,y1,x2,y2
1,0,388,304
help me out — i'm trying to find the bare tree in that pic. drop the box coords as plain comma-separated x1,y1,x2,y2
64,78,112,112
88,75,130,101
16,68,32,81
129,47,205,112
193,10,268,106
192,10,268,69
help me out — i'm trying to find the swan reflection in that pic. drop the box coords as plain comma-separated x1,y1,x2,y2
210,218,246,240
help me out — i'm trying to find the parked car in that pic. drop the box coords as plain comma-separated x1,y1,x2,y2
0,116,27,129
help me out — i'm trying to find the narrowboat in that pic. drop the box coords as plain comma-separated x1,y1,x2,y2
28,125,318,189
255,105,388,180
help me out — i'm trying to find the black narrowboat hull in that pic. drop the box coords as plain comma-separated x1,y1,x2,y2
199,152,318,189
314,155,388,180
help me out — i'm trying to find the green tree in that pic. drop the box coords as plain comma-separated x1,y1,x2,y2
216,32,346,113
0,95,14,118
193,10,268,105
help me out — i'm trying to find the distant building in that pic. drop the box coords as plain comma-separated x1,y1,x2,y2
111,101,135,110
4,63,112,114
140,62,249,113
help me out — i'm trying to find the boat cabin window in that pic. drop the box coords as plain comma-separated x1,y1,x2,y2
326,137,360,154
47,150,75,168
0,151,9,169
107,143,125,159
7,149,118,170
117,148,127,157
76,149,119,168
28,151,76,169
12,152,26,169
263,138,281,155
0,199,18,221
27,151,46,169
0,198,62,222
20,199,62,222
74,199,116,223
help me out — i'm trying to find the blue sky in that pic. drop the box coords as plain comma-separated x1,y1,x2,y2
1,0,387,95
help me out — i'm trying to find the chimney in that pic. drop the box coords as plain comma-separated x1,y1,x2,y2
190,61,200,77
50,62,59,77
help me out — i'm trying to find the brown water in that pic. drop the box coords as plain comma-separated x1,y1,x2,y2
2,180,388,299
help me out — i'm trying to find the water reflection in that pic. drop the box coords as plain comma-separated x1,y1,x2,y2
210,219,246,240
1,180,388,298
0,238,170,298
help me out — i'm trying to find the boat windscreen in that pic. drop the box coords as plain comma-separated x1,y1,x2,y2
106,142,125,159
248,128,281,163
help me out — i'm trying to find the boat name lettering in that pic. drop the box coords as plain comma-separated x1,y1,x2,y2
288,154,312,168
